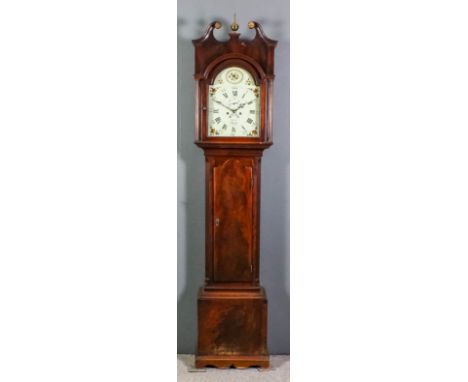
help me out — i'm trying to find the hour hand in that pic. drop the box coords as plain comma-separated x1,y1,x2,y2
233,101,250,111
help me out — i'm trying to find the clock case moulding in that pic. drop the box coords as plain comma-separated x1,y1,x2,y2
192,21,277,369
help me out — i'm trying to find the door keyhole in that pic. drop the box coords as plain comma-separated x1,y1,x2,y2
215,218,220,227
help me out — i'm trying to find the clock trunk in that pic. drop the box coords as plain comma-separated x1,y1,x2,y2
196,150,267,367
211,156,257,283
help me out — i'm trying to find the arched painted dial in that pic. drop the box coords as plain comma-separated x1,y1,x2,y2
207,66,260,137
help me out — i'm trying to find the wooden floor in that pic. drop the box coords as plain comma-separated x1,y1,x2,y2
177,354,290,382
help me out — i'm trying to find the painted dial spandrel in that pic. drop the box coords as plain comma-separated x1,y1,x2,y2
208,67,260,137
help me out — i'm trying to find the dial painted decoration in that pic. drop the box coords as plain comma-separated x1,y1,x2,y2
208,66,260,137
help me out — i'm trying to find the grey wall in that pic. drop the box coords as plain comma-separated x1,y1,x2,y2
177,0,289,355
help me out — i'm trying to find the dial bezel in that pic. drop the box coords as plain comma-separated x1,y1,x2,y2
197,56,270,145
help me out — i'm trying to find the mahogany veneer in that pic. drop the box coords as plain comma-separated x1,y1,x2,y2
193,21,277,369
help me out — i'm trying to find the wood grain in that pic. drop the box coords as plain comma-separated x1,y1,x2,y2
193,21,277,369
213,159,254,282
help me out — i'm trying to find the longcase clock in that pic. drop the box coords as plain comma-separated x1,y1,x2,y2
192,19,277,369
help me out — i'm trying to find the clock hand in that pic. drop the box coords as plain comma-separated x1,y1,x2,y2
214,99,243,119
238,95,257,108
232,99,254,112
214,99,236,113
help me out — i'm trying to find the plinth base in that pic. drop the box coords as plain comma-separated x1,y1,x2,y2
196,287,269,369
195,354,269,369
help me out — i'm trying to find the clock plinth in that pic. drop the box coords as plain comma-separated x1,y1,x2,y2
192,21,277,369
196,287,269,369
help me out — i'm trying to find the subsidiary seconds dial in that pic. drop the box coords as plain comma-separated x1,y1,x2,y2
207,66,260,137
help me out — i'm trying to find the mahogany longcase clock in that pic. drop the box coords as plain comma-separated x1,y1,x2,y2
192,20,277,369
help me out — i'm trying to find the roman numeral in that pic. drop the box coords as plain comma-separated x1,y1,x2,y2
222,124,227,130
212,109,219,113
223,93,228,98
232,90,238,97
249,110,255,114
215,117,221,123
247,118,253,124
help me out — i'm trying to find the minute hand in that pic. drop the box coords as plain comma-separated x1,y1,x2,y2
214,99,236,112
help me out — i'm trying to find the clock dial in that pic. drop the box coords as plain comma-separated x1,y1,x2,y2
208,66,260,137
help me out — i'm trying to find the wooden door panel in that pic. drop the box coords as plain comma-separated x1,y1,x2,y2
213,158,253,282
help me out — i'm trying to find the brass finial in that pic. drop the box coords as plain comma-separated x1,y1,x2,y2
214,21,222,29
248,21,256,29
231,13,239,31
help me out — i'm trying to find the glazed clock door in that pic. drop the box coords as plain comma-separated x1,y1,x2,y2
212,158,255,283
